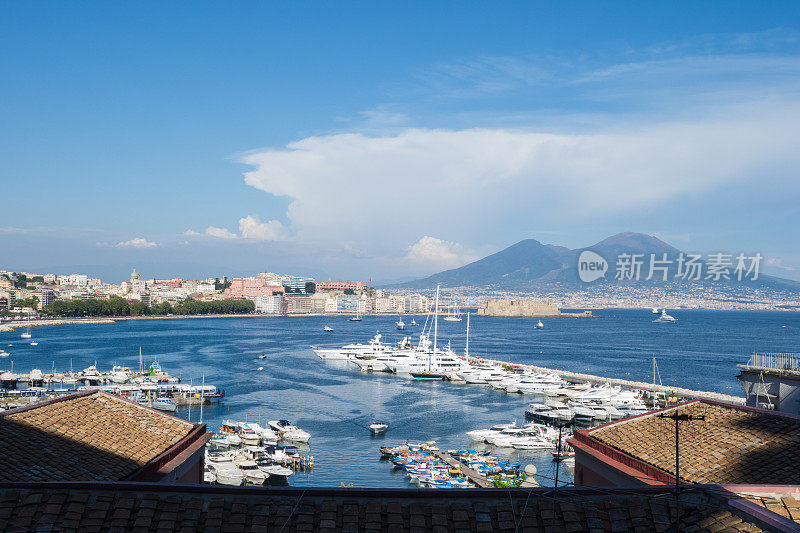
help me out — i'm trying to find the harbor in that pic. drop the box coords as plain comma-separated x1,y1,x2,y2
0,309,793,488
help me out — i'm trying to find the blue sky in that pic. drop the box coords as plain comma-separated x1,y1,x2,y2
2,2,800,282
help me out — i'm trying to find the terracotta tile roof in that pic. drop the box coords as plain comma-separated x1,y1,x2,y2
739,493,800,526
586,400,800,485
0,484,785,532
0,391,197,482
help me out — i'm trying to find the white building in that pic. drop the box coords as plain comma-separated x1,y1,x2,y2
253,295,283,314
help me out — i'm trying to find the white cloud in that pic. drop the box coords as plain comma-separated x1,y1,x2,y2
204,226,238,239
404,236,476,270
184,229,200,236
767,257,796,271
238,215,286,241
115,237,158,249
240,105,800,252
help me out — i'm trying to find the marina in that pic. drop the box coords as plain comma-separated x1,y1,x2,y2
0,309,794,488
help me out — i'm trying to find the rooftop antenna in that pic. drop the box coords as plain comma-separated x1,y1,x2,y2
657,407,707,527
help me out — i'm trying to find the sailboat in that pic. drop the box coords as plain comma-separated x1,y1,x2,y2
349,305,362,322
443,296,462,322
535,320,544,329
20,315,32,339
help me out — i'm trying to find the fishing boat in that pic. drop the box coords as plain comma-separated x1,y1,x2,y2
323,326,334,332
370,422,389,434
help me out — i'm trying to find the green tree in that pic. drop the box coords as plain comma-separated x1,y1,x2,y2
304,281,316,294
343,288,355,295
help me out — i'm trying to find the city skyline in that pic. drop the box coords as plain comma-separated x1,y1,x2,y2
2,3,800,281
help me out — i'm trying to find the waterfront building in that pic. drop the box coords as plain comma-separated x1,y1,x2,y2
310,293,328,313
286,295,312,314
282,276,315,293
570,399,800,488
737,352,800,413
337,294,359,312
323,296,338,313
315,280,366,292
252,295,284,314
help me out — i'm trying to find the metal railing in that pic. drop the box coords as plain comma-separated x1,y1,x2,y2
746,352,800,372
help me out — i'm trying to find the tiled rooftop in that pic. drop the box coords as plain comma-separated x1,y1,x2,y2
738,492,800,526
586,400,800,485
0,484,785,533
0,391,197,482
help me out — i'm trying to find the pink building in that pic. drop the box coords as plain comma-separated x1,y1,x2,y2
226,277,284,297
315,281,366,292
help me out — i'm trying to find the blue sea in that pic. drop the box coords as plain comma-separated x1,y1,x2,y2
1,309,798,488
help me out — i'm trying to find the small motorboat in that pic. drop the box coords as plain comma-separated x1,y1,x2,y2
258,354,267,359
395,320,405,330
257,366,264,371
203,470,217,484
150,396,177,412
370,422,389,435
410,319,417,326
30,341,38,346
535,320,544,329
20,332,31,339
323,326,334,332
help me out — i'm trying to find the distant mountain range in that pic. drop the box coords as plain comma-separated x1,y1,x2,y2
387,232,800,292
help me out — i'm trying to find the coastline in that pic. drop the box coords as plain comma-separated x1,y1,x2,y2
0,307,795,333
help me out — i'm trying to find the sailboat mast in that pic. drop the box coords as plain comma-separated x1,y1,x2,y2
200,375,204,424
465,312,470,357
433,285,439,353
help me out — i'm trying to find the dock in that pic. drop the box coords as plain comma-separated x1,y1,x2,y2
468,356,745,405
429,449,492,488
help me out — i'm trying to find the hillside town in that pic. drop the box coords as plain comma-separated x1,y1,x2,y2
0,268,430,317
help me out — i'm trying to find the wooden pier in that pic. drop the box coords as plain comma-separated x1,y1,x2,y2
429,449,492,488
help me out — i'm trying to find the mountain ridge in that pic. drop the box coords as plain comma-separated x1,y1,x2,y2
385,232,800,291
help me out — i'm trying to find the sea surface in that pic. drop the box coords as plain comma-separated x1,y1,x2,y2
1,309,798,488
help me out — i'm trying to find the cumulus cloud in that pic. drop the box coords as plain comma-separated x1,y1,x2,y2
240,106,800,252
204,226,238,239
238,215,286,241
115,237,158,248
184,229,200,236
405,236,476,270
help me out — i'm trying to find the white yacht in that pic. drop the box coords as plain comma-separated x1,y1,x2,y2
323,326,334,332
211,463,244,486
654,309,677,323
268,420,311,443
235,459,268,484
395,320,405,330
151,397,177,412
